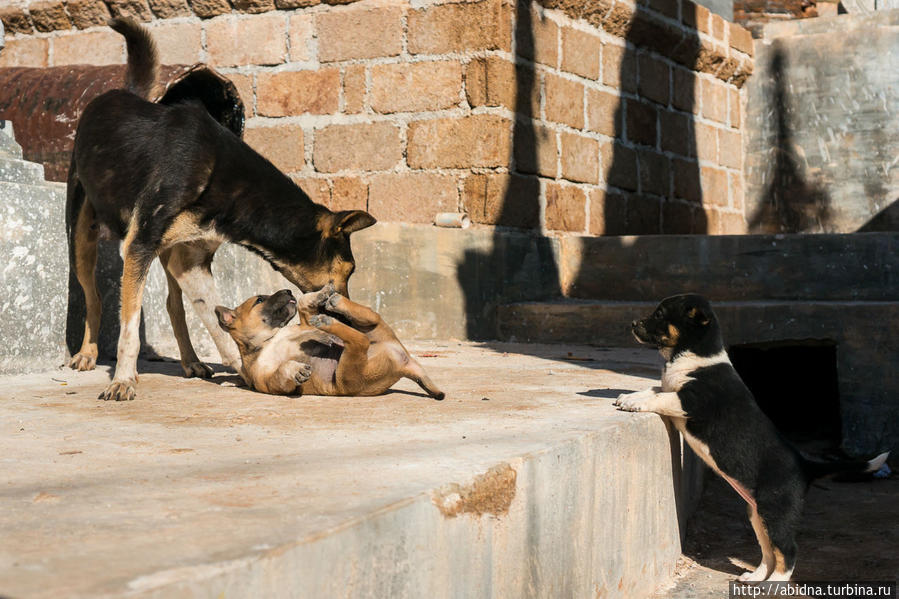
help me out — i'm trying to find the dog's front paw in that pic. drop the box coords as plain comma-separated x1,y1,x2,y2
293,362,313,384
324,292,345,312
181,361,214,379
309,314,334,328
306,282,337,308
69,352,97,371
614,390,654,412
99,380,136,402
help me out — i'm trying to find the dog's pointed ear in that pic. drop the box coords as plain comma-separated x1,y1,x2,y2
215,306,236,330
332,210,376,235
687,306,710,326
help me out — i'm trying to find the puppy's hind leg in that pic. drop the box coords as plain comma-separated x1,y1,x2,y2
69,199,102,371
402,358,444,400
159,248,213,379
309,315,370,395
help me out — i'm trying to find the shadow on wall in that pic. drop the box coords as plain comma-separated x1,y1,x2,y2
747,43,832,233
457,0,708,339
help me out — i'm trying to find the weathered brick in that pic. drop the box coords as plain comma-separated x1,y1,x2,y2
53,31,123,65
638,148,670,196
561,26,601,80
545,73,584,129
29,2,70,32
343,65,366,114
149,21,203,64
673,158,701,203
602,43,636,94
462,174,540,228
728,87,741,127
317,6,403,62
232,0,275,13
147,0,191,18
588,188,627,235
188,0,232,18
244,124,304,173
0,37,49,68
586,88,620,137
288,14,313,62
514,122,557,178
649,0,679,20
709,210,745,234
602,142,638,191
369,173,458,223
729,22,753,56
626,99,657,147
105,0,153,21
560,132,599,184
710,13,727,41
408,114,512,169
329,177,368,212
514,62,541,117
701,78,727,123
545,182,586,232
672,66,700,114
717,128,742,169
371,61,462,114
638,52,670,106
0,7,33,34
729,171,744,211
206,13,286,67
660,110,692,156
516,7,558,67
227,73,254,115
465,56,516,109
694,121,717,163
314,122,402,173
626,195,661,233
662,201,701,234
700,166,728,206
290,176,330,205
682,0,710,34
66,0,111,28
409,0,512,55
257,69,340,116
276,0,320,7
603,1,635,37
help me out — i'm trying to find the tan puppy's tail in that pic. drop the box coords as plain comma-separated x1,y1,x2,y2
403,359,445,401
109,17,159,100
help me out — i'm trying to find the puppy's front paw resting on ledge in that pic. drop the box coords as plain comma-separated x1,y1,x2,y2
614,389,655,412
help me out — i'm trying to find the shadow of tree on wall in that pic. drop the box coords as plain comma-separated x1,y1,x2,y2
747,43,832,233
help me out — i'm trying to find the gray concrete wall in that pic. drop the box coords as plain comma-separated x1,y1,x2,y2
744,10,899,233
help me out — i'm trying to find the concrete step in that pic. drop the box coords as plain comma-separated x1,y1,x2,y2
557,233,898,302
0,343,704,599
0,156,45,184
0,122,24,158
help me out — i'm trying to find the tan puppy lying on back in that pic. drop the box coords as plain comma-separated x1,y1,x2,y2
214,286,444,399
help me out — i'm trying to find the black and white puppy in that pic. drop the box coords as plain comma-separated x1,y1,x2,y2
614,293,889,582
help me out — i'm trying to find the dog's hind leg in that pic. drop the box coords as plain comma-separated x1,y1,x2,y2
166,241,241,371
761,492,801,581
738,504,776,582
159,248,213,379
68,200,102,371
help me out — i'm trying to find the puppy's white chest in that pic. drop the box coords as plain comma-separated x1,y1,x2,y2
662,350,730,392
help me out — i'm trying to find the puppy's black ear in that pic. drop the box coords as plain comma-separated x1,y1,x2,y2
333,210,376,235
215,306,236,330
687,306,710,326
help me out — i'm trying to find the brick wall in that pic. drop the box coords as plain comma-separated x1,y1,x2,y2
0,0,754,234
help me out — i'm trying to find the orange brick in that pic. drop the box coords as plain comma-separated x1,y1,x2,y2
368,173,458,223
682,0,710,34
148,21,203,65
66,0,111,28
626,195,661,233
672,66,700,114
257,69,340,116
560,132,599,184
232,0,275,13
53,31,123,66
602,43,636,94
589,188,627,235
710,14,727,41
147,0,191,18
695,121,718,163
29,1,71,32
673,158,701,203
561,27,601,80
288,13,313,62
729,88,741,128
329,177,368,212
313,122,403,173
586,88,620,137
462,174,540,228
244,124,305,173
0,38,49,68
516,7,558,67
514,123,558,178
465,56,516,108
105,0,153,21
343,65,366,114
717,128,742,170
371,61,462,114
317,6,403,62
206,13,286,67
545,182,586,232
407,114,512,169
290,176,330,205
729,22,754,56
729,171,744,211
602,141,638,191
545,73,585,129
701,78,727,123
187,0,232,18
700,166,728,206
409,0,512,55
227,73,255,115
0,7,33,34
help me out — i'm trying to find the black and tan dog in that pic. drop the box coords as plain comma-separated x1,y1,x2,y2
214,286,444,399
614,294,888,582
66,19,375,401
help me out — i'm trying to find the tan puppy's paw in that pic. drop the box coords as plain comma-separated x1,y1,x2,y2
614,389,655,412
182,361,214,378
292,361,313,384
309,314,334,328
69,352,97,371
99,380,136,401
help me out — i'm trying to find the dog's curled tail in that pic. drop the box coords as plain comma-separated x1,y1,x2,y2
803,451,889,481
108,17,158,100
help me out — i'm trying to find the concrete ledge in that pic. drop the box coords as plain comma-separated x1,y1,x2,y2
0,343,702,599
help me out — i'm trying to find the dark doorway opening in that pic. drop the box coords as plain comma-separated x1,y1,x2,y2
728,340,841,449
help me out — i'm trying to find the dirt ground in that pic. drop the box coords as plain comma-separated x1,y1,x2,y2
655,466,898,598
